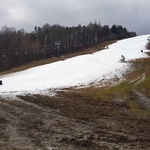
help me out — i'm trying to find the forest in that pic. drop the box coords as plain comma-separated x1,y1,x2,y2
0,22,136,72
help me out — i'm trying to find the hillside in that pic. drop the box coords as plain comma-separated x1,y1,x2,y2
0,36,150,150
0,35,149,96
0,40,116,76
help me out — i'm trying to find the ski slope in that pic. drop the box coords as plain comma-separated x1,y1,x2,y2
0,35,150,96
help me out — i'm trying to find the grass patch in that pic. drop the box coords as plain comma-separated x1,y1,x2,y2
78,82,133,101
136,80,150,98
128,99,150,118
132,58,150,97
78,80,150,118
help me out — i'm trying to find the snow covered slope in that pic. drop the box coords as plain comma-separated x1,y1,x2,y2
0,35,150,96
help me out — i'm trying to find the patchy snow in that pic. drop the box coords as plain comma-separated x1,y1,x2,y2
0,34,150,97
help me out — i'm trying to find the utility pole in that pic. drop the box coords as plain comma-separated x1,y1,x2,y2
94,32,98,49
69,34,73,54
43,35,47,59
54,41,61,57
3,52,6,70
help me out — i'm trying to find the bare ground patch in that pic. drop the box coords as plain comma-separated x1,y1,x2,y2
0,89,149,150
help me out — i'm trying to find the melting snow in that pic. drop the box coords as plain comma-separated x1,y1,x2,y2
0,34,150,97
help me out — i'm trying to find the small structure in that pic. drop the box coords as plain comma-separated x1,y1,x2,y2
0,80,2,85
90,50,93,54
120,55,125,62
60,55,65,60
105,46,109,49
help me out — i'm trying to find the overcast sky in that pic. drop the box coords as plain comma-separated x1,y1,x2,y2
0,0,150,35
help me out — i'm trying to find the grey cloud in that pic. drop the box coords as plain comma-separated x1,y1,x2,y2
0,0,150,34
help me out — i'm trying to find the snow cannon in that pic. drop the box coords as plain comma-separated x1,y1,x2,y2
120,55,125,63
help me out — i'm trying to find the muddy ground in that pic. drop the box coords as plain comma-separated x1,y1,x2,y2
0,90,150,150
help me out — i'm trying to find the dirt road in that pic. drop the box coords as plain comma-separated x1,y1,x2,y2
0,91,150,150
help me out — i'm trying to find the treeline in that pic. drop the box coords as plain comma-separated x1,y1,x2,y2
0,22,136,71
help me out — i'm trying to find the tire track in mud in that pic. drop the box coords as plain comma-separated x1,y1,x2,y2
0,94,150,150
0,97,98,150
0,99,39,149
